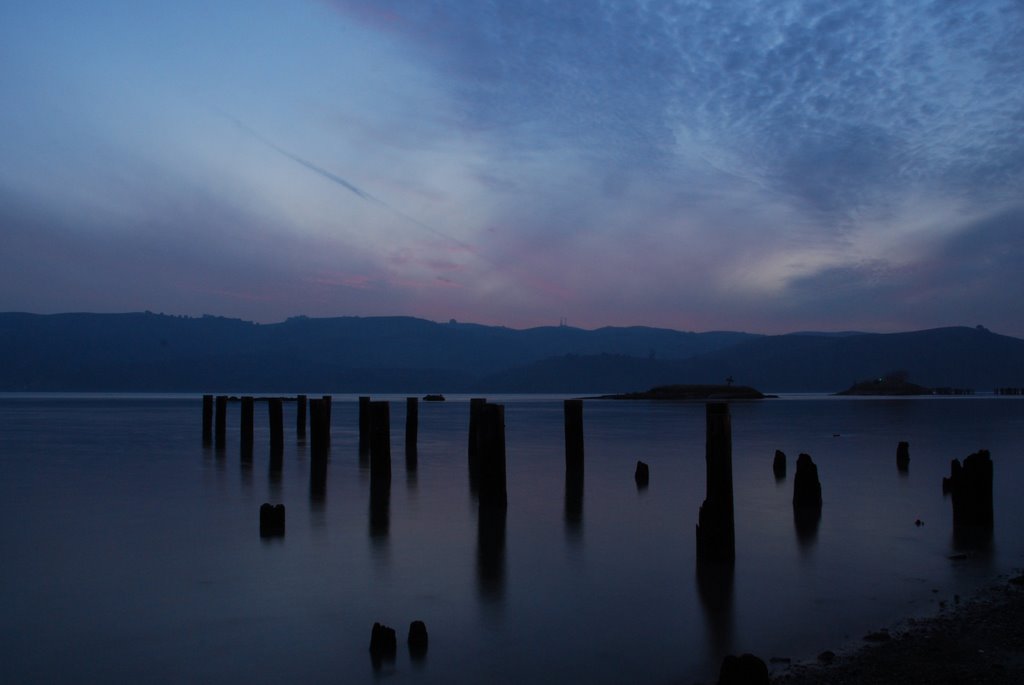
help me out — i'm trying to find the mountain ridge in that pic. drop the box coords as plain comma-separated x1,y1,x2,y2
1,313,1021,393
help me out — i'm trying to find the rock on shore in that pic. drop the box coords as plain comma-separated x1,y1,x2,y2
771,578,1024,684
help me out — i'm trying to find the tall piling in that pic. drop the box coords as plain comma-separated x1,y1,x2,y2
359,396,371,456
308,398,328,500
696,402,735,563
214,395,228,450
564,399,584,477
468,398,487,492
268,397,284,459
296,395,307,440
370,401,392,489
322,395,332,446
479,403,507,510
202,394,213,446
240,396,254,460
309,398,327,457
405,397,418,468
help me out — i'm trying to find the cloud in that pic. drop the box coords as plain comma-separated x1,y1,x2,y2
326,0,1024,221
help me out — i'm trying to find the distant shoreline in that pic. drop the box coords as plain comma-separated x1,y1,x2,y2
591,384,770,400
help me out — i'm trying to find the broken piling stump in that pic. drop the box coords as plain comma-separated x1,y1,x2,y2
773,449,786,479
696,402,735,563
793,453,822,509
897,441,910,471
369,622,397,667
259,502,285,537
944,449,993,528
635,460,650,488
408,620,428,658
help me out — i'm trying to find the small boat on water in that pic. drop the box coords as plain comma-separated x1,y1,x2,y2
423,393,446,402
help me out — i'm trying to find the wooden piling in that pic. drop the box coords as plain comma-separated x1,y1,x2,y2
793,453,823,509
696,402,735,563
214,395,228,450
405,397,418,468
202,394,213,445
369,401,392,488
259,502,285,537
309,398,326,457
322,395,332,446
479,403,507,510
468,398,487,490
268,397,284,455
564,399,584,477
945,450,993,528
896,441,910,471
773,449,786,479
359,396,371,456
296,394,307,440
240,396,254,460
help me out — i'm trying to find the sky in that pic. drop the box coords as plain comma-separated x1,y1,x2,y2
1,1,1022,336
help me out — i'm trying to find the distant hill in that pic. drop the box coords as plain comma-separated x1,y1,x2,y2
0,312,756,392
0,313,1021,393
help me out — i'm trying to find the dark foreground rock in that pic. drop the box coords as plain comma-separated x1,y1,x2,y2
772,580,1024,684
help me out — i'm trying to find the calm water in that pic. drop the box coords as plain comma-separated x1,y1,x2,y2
1,394,1022,684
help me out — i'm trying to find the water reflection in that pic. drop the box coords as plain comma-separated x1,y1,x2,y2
793,507,821,552
477,505,506,605
952,525,994,558
564,472,583,541
369,480,390,545
696,560,734,664
240,462,253,491
268,462,282,500
310,455,328,511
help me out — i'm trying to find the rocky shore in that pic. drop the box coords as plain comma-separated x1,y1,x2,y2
770,575,1024,684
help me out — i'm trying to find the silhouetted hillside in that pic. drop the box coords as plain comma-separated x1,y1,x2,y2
1,314,1021,392
669,326,1024,392
0,312,756,392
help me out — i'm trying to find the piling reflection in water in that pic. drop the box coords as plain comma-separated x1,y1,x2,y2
564,471,583,540
793,506,821,552
477,503,506,603
370,478,390,543
697,559,734,664
310,454,327,508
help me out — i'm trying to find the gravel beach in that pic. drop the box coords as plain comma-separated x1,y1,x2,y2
770,576,1024,685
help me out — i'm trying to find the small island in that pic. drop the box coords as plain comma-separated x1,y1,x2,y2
836,371,931,396
595,383,768,400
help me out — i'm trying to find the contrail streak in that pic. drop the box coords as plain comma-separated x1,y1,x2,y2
223,114,481,256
